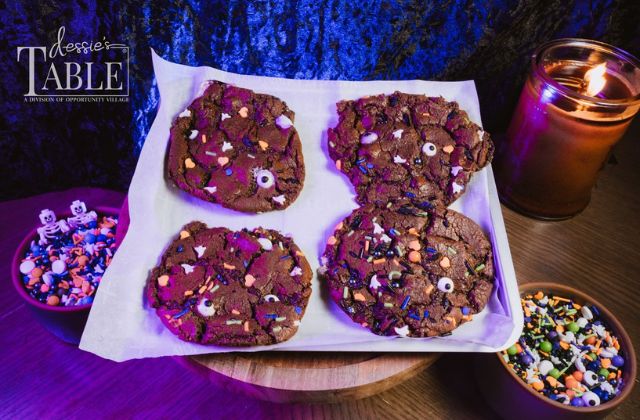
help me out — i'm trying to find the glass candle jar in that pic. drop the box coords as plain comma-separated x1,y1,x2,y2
494,39,640,220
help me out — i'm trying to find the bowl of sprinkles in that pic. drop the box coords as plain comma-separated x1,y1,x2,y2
475,282,636,420
11,200,120,344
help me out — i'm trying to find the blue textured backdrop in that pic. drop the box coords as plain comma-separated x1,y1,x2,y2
1,0,639,199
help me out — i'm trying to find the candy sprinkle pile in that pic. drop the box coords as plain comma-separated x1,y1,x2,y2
503,291,625,407
19,210,119,307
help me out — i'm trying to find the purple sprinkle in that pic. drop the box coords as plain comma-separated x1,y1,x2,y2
173,308,190,319
295,306,302,315
264,314,278,319
401,296,410,310
225,168,233,176
462,306,470,315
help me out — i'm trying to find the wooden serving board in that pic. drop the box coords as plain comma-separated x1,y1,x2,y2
182,352,440,403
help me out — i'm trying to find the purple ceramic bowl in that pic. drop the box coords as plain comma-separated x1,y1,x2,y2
11,206,120,345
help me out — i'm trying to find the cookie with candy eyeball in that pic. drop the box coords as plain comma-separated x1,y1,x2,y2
147,222,312,346
167,81,305,213
319,200,494,337
327,92,493,207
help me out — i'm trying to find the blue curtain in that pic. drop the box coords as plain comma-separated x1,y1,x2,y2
1,0,638,199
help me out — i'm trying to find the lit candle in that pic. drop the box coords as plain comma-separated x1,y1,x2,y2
494,39,640,219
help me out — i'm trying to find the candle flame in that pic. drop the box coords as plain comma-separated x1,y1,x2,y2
584,63,607,97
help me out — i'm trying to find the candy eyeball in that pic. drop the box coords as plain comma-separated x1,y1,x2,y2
582,391,601,407
422,142,437,156
583,370,599,386
197,298,216,317
437,277,454,293
255,169,275,189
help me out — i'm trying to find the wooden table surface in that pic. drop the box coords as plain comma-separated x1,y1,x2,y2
1,121,638,418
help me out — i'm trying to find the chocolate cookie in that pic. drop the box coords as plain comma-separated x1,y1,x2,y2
147,222,312,346
320,201,494,337
167,81,305,213
327,92,493,206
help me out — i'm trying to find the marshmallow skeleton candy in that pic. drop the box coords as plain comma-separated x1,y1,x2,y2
66,200,98,228
37,209,69,245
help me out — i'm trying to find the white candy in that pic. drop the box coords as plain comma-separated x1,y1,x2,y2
394,325,410,337
393,155,407,164
538,360,554,376
51,259,67,274
221,141,233,152
178,109,191,118
583,370,599,386
451,166,463,176
437,277,454,293
194,245,207,258
452,182,464,194
181,263,195,274
272,195,286,205
197,298,216,317
221,112,231,120
575,357,586,372
189,130,199,140
258,237,273,250
380,234,392,243
20,260,35,274
373,222,384,235
369,275,381,290
360,132,378,144
275,115,293,129
255,169,275,189
290,266,302,277
581,305,594,320
204,186,217,194
582,391,600,407
42,272,54,286
576,317,588,328
392,129,403,139
422,142,437,156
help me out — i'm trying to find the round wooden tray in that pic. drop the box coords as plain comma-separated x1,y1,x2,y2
182,352,440,403
118,198,440,403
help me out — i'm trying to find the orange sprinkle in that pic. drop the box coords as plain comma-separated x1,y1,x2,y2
184,290,193,297
559,341,570,350
534,291,544,300
439,256,451,269
354,293,366,302
327,236,337,245
566,390,575,398
585,336,596,345
223,263,236,270
572,371,583,382
408,228,419,236
244,321,250,332
365,241,370,252
601,358,611,368
373,258,386,265
532,381,544,391
443,145,454,154
546,376,557,387
408,251,421,263
608,372,616,380
258,140,268,150
425,284,434,295
201,134,207,143
515,343,523,353
556,325,565,333
336,160,342,171
408,240,421,251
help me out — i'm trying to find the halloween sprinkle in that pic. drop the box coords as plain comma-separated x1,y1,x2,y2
502,291,626,407
19,201,119,307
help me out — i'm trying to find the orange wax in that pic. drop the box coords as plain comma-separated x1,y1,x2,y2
495,75,633,219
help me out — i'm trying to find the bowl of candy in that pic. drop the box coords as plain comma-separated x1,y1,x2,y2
11,200,120,345
475,282,635,419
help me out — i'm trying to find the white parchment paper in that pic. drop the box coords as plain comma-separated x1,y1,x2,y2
80,51,523,361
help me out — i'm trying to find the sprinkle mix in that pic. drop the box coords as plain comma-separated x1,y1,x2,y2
503,291,625,407
18,201,119,307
